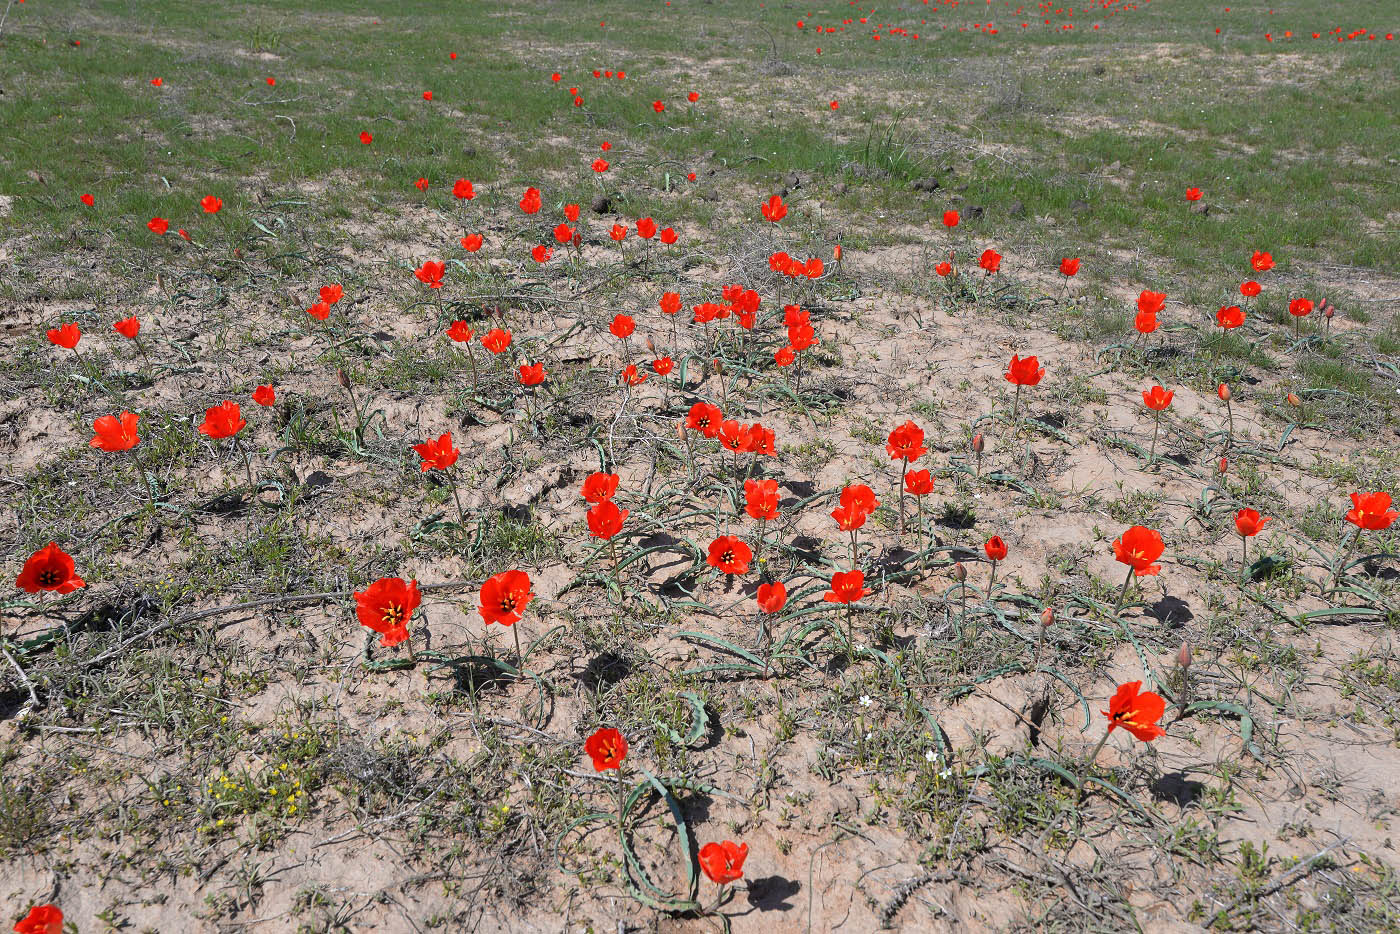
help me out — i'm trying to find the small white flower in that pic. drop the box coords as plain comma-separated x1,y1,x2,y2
939,768,953,779
859,695,873,708
925,749,937,763
864,731,873,740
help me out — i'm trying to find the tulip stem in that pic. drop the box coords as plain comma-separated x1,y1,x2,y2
1112,566,1135,616
1010,383,1022,431
987,560,998,597
1149,411,1161,466
233,435,256,495
1075,729,1114,804
615,768,627,831
1332,526,1363,588
511,624,523,668
129,448,156,509
897,460,907,538
449,472,467,526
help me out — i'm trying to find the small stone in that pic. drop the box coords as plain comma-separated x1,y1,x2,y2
590,194,611,214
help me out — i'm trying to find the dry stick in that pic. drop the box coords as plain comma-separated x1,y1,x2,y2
2,642,40,709
79,583,477,669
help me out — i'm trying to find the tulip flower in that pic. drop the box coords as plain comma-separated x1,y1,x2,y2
1078,680,1166,801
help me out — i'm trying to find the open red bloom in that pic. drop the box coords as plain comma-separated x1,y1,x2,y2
659,292,682,315
686,402,722,439
1059,257,1080,276
659,227,678,245
453,178,475,200
1250,250,1274,272
824,569,870,604
481,328,512,354
91,411,140,452
412,433,459,471
414,177,429,192
1142,386,1174,411
198,400,246,439
904,469,934,495
46,323,81,349
609,223,628,242
587,499,627,539
531,244,554,263
652,100,665,112
698,840,748,885
147,217,169,235
518,362,546,386
564,203,581,222
15,542,85,595
581,472,620,504
1216,305,1245,329
320,284,343,305
553,222,574,244
760,194,788,223
200,195,222,214
636,217,657,240
619,363,647,386
252,385,276,407
1240,280,1261,298
307,301,330,321
479,569,533,626
1004,354,1044,386
1185,187,1202,201
354,577,419,647
978,249,1002,273
935,261,952,277
12,904,63,934
1235,508,1271,537
1346,492,1398,531
1134,310,1159,335
1137,290,1166,316
610,314,635,339
651,356,673,376
585,727,628,771
708,535,753,575
519,187,542,214
446,320,474,343
744,477,780,520
942,210,960,228
984,535,1008,562
80,193,95,206
1102,680,1166,741
461,233,483,252
414,260,445,289
1113,525,1165,576
886,421,926,462
756,581,787,613
114,317,140,339
1288,297,1314,318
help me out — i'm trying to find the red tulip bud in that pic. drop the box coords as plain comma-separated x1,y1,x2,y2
1040,607,1055,628
1177,641,1192,669
646,336,656,354
953,562,967,582
1219,456,1229,474
337,368,351,390
1217,383,1230,402
972,432,985,454
1286,392,1300,407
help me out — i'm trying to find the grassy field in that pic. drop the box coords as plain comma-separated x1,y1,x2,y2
2,0,1399,930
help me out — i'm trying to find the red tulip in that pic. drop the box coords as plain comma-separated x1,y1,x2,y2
1059,257,1080,276
581,472,620,504
585,727,627,771
698,840,748,885
478,569,533,626
90,412,140,452
824,569,870,604
756,581,787,613
1234,508,1271,537
1102,680,1166,741
46,323,81,349
587,499,627,539
198,401,246,439
15,543,85,595
1004,354,1044,386
1142,386,1174,411
114,317,140,339
354,577,420,647
1346,492,1398,531
707,535,753,575
252,385,276,407
412,433,460,471
1113,525,1164,576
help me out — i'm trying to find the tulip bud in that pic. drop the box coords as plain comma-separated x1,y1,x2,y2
1177,641,1192,669
1040,607,1055,628
1286,392,1300,407
953,562,967,582
972,432,985,454
646,336,656,354
677,421,686,440
1217,383,1230,402
337,368,350,390
713,359,723,376
834,244,843,261
1219,456,1229,474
